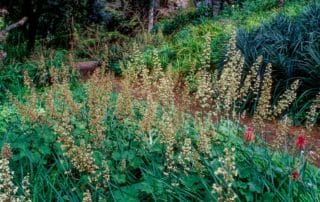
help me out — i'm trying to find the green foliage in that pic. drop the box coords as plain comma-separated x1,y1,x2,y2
237,4,320,123
0,50,74,101
0,98,319,200
128,0,310,76
129,21,231,75
242,0,279,13
157,9,205,36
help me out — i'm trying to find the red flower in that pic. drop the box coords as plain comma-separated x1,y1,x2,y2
295,134,307,150
291,170,300,180
279,0,285,4
244,127,255,142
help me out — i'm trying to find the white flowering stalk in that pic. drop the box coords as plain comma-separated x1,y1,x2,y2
212,147,238,202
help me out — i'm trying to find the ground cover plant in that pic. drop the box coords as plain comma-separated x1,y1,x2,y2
1,33,319,201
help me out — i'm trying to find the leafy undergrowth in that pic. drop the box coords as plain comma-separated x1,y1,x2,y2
1,59,319,201
131,0,311,73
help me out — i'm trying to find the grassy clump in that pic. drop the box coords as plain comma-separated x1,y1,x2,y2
237,4,320,124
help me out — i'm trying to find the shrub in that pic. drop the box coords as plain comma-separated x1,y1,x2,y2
241,0,279,13
158,8,206,36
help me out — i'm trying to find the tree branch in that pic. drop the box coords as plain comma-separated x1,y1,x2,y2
0,17,28,60
0,17,28,37
0,9,8,17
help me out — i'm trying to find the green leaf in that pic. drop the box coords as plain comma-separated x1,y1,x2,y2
238,167,251,178
30,151,41,163
141,182,153,194
248,181,263,193
39,145,51,155
112,151,122,161
234,181,247,189
129,158,143,168
113,174,126,184
261,192,275,201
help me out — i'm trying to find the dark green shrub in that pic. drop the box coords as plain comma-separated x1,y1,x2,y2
158,8,207,36
241,0,279,13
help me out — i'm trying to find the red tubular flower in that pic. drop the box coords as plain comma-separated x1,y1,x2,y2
291,170,299,180
295,134,307,150
244,127,255,142
279,0,285,4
